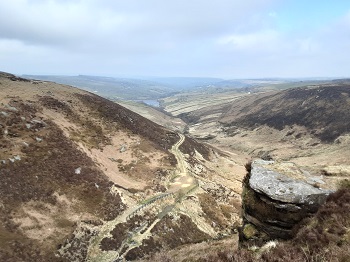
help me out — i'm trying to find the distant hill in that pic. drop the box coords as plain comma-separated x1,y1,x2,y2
23,74,176,100
145,76,224,89
24,74,337,101
23,75,236,100
220,83,350,142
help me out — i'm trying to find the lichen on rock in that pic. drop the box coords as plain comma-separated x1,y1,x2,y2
240,159,334,246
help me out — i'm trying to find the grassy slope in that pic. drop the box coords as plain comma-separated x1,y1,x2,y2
0,72,214,261
220,84,350,142
0,98,126,261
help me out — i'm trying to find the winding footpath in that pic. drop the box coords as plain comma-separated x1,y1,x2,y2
168,133,196,192
86,133,198,262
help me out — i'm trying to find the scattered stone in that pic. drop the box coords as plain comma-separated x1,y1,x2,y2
119,144,127,153
25,123,31,129
14,155,21,161
334,134,350,144
95,183,99,189
35,137,43,142
31,119,47,126
0,160,6,164
75,167,81,174
20,116,26,121
1,111,9,117
23,142,29,147
5,105,18,112
9,158,15,163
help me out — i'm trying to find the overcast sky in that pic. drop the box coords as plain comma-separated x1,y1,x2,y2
1,0,350,78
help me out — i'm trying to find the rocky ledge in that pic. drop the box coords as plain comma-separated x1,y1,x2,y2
240,159,334,245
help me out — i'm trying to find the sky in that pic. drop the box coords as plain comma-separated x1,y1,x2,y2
1,0,350,79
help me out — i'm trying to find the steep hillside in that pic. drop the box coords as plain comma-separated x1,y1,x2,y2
213,84,350,173
0,72,244,261
220,84,350,142
116,100,187,133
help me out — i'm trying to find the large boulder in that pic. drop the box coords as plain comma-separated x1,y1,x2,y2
240,159,334,245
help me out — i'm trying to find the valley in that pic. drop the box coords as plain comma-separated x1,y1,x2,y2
0,73,244,261
158,82,350,176
3,0,350,260
0,72,349,261
86,133,198,261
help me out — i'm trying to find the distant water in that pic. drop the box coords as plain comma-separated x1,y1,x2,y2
141,100,160,107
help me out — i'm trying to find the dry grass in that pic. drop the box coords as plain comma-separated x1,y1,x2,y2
173,189,350,262
198,193,230,229
126,214,211,261
0,99,126,261
137,236,239,262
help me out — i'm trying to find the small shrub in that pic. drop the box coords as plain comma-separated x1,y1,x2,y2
338,179,350,189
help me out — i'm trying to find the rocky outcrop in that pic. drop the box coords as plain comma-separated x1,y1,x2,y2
240,159,334,245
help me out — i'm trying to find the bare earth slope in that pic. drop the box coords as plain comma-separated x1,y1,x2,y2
0,72,244,261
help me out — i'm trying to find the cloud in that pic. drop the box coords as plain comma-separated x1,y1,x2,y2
0,0,350,77
217,30,281,53
0,0,274,49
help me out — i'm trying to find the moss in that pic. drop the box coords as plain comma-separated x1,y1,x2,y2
242,224,258,239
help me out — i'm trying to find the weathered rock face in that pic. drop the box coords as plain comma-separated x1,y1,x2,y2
240,159,334,245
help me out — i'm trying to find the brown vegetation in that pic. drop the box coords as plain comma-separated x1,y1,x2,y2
76,93,211,161
0,73,219,261
183,188,350,262
0,99,125,260
3,73,350,262
198,193,231,229
221,85,350,142
127,214,210,260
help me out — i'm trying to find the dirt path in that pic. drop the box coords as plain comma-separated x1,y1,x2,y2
168,133,197,193
86,133,198,262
